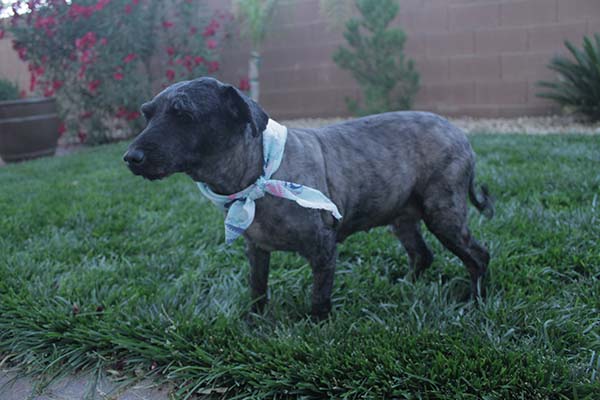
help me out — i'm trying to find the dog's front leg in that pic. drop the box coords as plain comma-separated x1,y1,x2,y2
309,239,337,321
245,241,271,313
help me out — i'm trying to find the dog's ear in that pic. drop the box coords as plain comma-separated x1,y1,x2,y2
222,85,268,137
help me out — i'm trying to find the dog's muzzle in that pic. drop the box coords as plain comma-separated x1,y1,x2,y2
123,148,145,166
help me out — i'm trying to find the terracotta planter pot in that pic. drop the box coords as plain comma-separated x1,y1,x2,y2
0,97,60,163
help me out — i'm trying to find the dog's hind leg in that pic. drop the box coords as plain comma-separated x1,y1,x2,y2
246,241,271,313
391,219,433,280
422,186,490,300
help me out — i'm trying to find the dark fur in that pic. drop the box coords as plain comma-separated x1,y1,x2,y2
125,77,493,319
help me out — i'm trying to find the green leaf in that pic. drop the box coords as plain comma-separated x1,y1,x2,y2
332,0,419,115
537,34,600,121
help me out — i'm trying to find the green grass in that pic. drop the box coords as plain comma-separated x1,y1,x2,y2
1,134,599,399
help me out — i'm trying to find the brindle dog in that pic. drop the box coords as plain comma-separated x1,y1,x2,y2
124,77,493,320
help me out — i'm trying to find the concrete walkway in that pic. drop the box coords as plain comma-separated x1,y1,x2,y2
0,371,170,400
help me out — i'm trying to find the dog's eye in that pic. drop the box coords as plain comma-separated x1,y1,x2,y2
169,106,194,121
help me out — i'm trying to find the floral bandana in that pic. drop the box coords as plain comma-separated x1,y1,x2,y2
196,119,342,244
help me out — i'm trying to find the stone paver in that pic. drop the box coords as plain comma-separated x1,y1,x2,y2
0,371,171,400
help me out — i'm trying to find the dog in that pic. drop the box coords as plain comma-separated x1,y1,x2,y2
124,77,493,320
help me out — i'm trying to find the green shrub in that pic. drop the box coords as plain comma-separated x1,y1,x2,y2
537,33,600,122
332,0,419,116
0,79,20,101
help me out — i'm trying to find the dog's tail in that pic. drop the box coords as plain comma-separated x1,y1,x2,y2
469,175,494,219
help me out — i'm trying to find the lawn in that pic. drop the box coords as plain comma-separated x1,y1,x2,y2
0,134,599,399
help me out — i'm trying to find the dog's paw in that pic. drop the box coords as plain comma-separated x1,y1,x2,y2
310,301,332,322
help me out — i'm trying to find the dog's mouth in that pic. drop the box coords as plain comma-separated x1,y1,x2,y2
134,169,171,181
126,163,172,181
140,171,171,181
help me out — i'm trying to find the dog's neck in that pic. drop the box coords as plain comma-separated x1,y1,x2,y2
188,131,264,195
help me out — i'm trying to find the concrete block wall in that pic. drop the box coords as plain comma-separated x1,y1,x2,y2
2,0,599,119
217,0,600,119
0,34,29,93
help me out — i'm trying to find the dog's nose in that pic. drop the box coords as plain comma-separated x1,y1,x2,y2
123,149,145,165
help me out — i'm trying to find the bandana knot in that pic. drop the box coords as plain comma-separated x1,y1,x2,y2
196,119,342,244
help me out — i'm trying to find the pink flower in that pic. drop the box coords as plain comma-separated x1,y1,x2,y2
80,111,93,119
194,56,204,65
114,72,124,80
238,77,250,91
126,111,140,121
79,50,90,63
77,131,87,143
189,26,197,35
166,69,175,81
133,0,139,4
207,60,219,73
166,46,175,56
76,31,97,49
124,4,132,14
100,38,107,45
203,19,220,37
183,55,193,71
88,79,101,93
17,47,27,61
206,39,217,49
123,53,136,63
34,16,56,30
95,0,110,12
29,73,37,91
115,107,128,118
58,122,66,136
162,20,173,29
0,29,4,40
29,64,45,76
88,32,97,45
202,26,215,37
69,4,94,19
115,109,140,121
52,80,63,90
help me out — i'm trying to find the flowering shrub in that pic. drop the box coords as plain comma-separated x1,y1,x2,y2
3,0,230,144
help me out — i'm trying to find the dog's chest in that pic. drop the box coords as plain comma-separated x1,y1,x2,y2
242,195,329,252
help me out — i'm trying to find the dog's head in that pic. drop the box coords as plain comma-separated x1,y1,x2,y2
123,77,268,181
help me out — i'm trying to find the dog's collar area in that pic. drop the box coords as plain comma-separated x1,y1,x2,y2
196,118,342,244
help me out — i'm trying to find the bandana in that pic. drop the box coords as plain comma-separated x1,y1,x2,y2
196,119,342,244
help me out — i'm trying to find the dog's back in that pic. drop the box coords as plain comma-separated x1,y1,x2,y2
295,111,475,237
